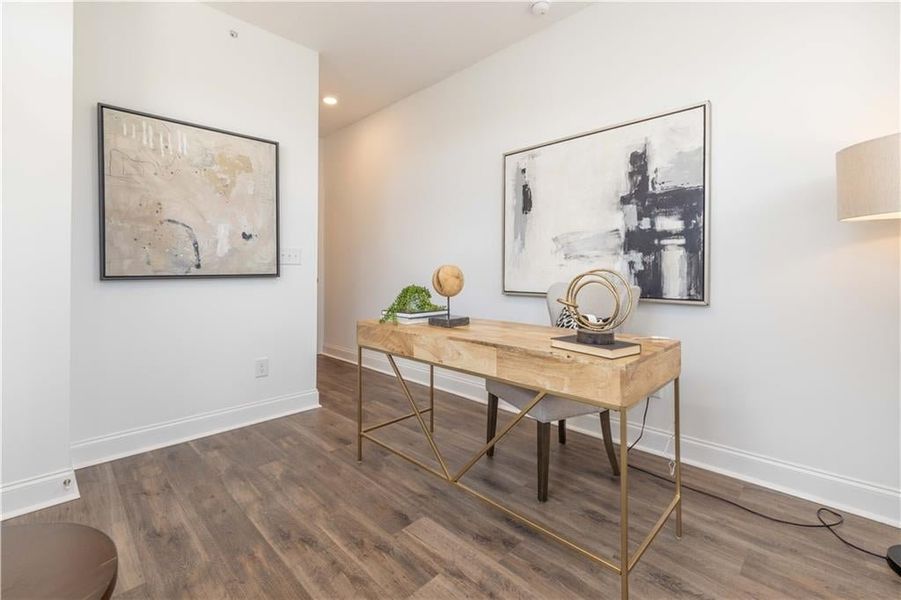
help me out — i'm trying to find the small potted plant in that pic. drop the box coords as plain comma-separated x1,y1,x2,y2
380,285,445,323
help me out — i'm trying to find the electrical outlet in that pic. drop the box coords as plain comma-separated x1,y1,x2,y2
254,357,269,378
279,248,301,265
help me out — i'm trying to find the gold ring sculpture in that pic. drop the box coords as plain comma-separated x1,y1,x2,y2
558,269,635,333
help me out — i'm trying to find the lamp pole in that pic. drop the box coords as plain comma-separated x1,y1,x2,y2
836,132,900,576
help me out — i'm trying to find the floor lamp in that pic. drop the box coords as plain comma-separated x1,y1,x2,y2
835,132,900,576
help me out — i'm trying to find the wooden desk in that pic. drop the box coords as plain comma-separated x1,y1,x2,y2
356,318,682,600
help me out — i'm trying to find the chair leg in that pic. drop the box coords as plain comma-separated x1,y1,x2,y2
537,421,551,502
486,393,498,457
600,410,620,476
558,419,566,444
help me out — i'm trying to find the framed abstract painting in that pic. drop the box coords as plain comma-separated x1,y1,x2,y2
503,103,710,305
98,104,279,279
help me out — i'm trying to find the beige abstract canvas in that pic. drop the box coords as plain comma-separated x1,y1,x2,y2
100,105,278,278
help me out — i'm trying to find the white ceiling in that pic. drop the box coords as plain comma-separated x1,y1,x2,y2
212,2,588,135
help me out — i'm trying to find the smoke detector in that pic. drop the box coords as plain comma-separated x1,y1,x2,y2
531,1,551,17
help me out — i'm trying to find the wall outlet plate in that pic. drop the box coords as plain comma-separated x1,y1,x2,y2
254,357,269,378
279,248,301,265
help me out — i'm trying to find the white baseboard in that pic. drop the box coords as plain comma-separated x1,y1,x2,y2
1,468,81,521
564,418,901,528
323,344,901,528
71,389,321,469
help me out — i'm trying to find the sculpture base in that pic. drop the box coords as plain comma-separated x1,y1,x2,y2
429,315,470,328
576,329,615,346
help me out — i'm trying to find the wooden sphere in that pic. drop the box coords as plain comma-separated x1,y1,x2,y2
432,265,464,297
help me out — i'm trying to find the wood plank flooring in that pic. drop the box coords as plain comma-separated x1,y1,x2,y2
6,355,899,599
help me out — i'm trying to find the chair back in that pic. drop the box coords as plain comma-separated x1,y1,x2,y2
545,281,641,328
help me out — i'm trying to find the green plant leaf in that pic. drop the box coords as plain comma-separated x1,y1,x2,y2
380,285,444,323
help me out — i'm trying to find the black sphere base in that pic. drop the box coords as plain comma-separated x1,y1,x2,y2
576,329,615,346
888,545,901,577
429,315,470,328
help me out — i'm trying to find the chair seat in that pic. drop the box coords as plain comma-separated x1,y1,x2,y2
486,380,604,422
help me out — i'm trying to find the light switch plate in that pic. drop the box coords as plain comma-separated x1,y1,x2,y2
279,248,301,265
254,357,269,378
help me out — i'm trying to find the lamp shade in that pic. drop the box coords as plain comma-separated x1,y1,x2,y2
836,133,900,221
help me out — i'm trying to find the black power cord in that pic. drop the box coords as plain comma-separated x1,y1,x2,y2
626,399,650,452
626,399,888,562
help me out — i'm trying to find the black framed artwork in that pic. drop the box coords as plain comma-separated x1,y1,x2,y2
503,103,710,305
98,104,279,279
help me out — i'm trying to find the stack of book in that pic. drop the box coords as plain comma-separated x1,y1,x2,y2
382,309,447,324
550,335,641,359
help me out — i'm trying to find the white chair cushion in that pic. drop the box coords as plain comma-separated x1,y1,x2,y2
486,379,602,423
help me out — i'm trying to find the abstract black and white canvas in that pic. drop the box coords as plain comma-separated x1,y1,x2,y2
503,104,709,304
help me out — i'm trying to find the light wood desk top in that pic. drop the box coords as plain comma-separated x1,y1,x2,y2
357,318,680,410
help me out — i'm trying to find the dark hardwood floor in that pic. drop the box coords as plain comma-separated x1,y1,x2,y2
7,355,899,598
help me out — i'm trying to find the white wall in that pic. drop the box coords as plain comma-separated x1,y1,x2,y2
1,1,80,518
318,139,326,353
323,2,901,525
69,2,320,466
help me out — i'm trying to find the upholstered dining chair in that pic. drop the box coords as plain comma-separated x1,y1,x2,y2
485,281,641,502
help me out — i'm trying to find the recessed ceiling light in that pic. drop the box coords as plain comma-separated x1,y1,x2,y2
322,96,338,106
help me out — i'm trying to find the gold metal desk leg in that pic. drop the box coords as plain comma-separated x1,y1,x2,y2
619,408,630,600
357,352,673,591
386,355,451,480
429,365,435,433
674,377,682,538
357,345,363,462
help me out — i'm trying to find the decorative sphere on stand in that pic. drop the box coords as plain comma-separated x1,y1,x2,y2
429,265,470,328
432,264,464,298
